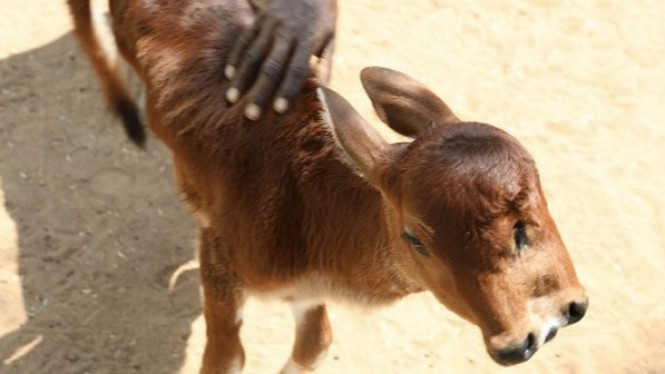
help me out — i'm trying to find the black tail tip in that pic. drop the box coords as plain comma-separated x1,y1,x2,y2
115,98,146,148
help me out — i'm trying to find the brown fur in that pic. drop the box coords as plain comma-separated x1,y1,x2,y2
67,0,587,372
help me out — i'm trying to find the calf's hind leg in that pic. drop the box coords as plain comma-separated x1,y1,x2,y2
199,230,246,374
280,303,333,373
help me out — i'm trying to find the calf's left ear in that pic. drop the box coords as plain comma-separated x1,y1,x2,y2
318,86,390,181
360,67,460,138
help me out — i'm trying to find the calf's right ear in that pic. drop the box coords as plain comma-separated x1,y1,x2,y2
317,86,389,181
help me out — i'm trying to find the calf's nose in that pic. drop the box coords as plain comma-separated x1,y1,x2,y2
565,299,588,325
494,333,537,366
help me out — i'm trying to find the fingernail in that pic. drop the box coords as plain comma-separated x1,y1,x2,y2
273,97,289,113
226,87,239,103
245,103,261,121
224,65,235,79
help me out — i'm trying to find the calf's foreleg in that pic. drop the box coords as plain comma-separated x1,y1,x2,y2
199,230,246,374
280,303,333,374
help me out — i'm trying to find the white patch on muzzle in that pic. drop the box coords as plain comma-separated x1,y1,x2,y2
528,296,567,349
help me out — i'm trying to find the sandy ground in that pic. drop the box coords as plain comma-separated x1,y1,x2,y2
1,1,664,373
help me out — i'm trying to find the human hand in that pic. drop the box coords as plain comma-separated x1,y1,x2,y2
225,0,337,120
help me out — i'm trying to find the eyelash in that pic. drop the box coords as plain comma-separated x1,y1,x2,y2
401,223,528,256
513,221,529,251
403,230,429,257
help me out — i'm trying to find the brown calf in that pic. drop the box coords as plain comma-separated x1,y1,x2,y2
67,0,588,372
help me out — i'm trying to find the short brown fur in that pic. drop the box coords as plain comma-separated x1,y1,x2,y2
67,0,588,372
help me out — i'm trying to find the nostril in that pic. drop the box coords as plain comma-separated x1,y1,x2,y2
495,333,537,365
566,300,588,325
525,332,536,354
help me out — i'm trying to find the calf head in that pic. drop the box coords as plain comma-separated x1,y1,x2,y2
318,67,588,365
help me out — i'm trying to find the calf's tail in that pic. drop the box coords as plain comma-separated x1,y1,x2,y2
67,0,145,147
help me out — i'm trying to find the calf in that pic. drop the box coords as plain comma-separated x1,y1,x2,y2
67,0,588,372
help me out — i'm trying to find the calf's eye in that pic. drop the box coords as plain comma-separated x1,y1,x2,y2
403,229,429,257
513,221,529,250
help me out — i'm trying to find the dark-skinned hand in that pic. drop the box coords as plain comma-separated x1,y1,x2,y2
225,0,337,121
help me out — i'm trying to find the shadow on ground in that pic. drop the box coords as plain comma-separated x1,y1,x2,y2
0,32,200,374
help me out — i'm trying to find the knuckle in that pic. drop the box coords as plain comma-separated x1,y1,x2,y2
234,33,255,51
280,82,303,100
245,49,261,66
274,28,293,40
251,91,267,105
288,64,308,79
261,59,283,79
237,33,252,47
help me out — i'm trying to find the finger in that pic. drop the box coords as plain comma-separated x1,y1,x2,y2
272,46,312,114
315,32,335,59
245,36,294,121
226,18,277,104
312,35,335,84
225,14,264,80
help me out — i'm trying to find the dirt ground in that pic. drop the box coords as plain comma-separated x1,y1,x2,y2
1,1,664,373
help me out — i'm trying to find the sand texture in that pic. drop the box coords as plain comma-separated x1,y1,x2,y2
1,1,664,373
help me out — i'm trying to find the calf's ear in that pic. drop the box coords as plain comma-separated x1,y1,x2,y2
360,67,460,138
318,86,390,181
